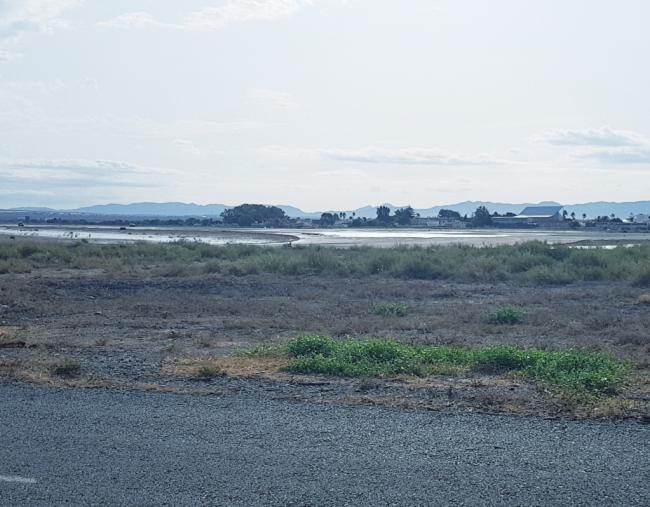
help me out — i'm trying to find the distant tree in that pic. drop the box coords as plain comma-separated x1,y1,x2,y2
582,213,587,220
376,205,392,223
570,212,576,221
563,210,568,220
438,209,461,221
394,206,415,225
471,206,493,227
340,212,346,219
221,204,286,227
319,212,337,227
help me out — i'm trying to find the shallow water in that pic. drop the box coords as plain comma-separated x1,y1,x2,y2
0,224,648,248
0,225,285,245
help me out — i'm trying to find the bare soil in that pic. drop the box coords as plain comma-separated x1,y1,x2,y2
1,268,649,419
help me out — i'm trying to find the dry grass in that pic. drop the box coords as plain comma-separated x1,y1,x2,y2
0,357,91,386
637,293,650,304
163,356,290,380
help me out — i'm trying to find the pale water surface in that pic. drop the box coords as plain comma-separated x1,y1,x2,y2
0,225,648,248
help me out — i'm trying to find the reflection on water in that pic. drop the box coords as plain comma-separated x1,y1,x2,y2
308,230,510,239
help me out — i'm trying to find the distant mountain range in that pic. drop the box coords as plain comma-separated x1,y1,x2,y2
6,200,650,219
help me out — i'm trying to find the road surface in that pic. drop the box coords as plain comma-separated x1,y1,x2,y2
0,383,648,506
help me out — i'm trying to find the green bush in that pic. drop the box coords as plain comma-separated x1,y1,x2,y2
286,335,337,358
372,303,409,317
489,307,525,325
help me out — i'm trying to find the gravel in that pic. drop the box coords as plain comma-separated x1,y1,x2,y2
0,383,648,506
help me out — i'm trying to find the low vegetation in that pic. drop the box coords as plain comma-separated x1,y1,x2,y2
372,303,409,317
2,240,650,286
489,307,525,325
49,358,81,377
195,364,224,379
277,335,628,395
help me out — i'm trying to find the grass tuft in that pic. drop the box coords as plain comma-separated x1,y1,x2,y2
489,307,525,325
637,293,650,305
49,358,81,377
195,364,224,379
372,303,409,317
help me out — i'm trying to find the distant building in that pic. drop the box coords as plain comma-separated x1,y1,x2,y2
412,217,441,227
516,206,564,222
492,205,564,227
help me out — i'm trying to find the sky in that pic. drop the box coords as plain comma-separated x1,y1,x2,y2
1,0,649,211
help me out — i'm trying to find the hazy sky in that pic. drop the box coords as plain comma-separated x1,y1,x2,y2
1,0,649,210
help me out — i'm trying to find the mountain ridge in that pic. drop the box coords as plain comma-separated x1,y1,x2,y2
6,200,650,219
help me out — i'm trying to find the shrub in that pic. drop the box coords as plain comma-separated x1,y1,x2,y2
50,358,81,376
393,256,445,280
195,364,223,378
489,307,525,325
372,303,409,317
472,346,532,372
632,270,650,288
2,240,650,287
17,244,39,258
637,293,650,305
527,265,573,285
286,335,337,358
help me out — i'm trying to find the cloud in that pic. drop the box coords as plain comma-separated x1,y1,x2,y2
0,158,172,189
100,0,325,31
572,147,650,164
0,106,268,138
0,0,82,61
317,147,507,165
98,12,168,30
0,0,82,41
0,49,20,62
172,139,201,156
246,88,298,109
534,127,645,147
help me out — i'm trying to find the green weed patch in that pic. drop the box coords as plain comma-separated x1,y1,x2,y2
280,335,628,395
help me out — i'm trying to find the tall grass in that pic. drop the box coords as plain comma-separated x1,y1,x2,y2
1,240,650,285
281,335,628,395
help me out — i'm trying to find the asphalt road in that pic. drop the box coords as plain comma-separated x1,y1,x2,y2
0,384,648,506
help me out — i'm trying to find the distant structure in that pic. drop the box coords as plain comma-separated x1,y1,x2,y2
492,205,565,227
633,213,649,224
515,205,565,223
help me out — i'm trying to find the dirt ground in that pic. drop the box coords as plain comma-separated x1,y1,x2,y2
1,268,649,419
